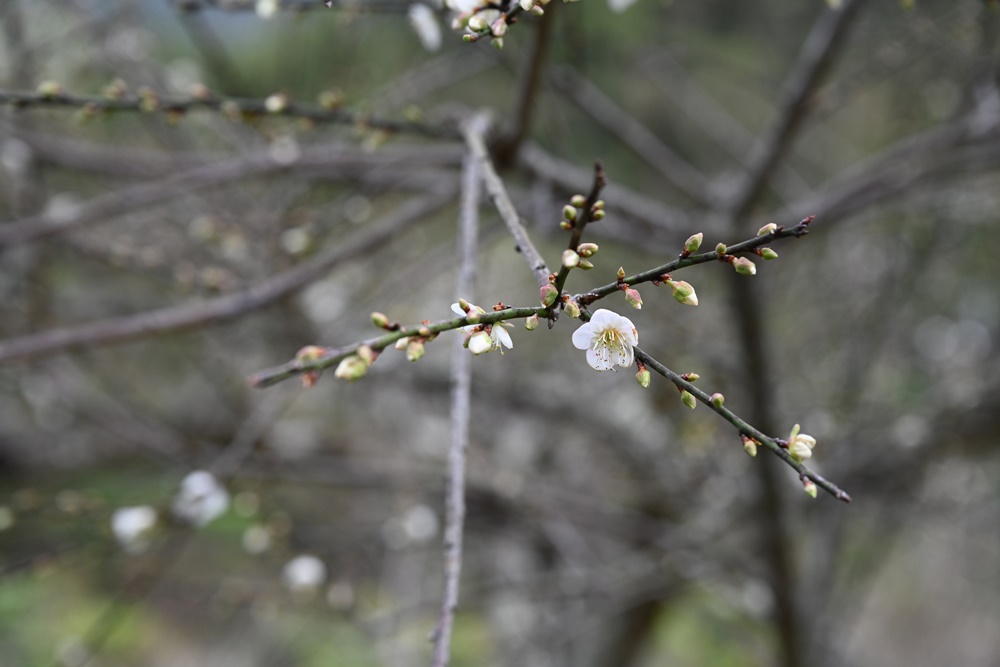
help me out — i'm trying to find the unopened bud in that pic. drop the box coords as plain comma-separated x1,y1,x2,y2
667,280,698,306
467,330,493,355
318,90,342,110
465,310,481,324
559,220,572,230
710,393,725,408
519,0,535,10
592,200,605,211
491,37,504,50
684,233,703,253
576,243,599,258
394,337,410,350
591,209,606,221
616,266,626,281
490,17,507,37
570,194,587,207
356,345,375,365
418,326,432,338
803,479,818,499
744,438,758,457
578,259,594,270
406,339,425,362
760,247,779,260
540,284,559,307
715,243,727,256
265,92,289,113
524,314,539,330
103,79,128,100
530,5,544,15
625,288,642,310
371,312,390,329
562,205,577,222
564,300,581,318
137,86,158,112
562,249,580,268
462,34,475,42
757,223,778,237
457,298,471,312
636,368,651,388
734,257,757,276
681,372,700,381
334,355,368,381
295,345,326,364
189,82,211,100
36,80,64,98
468,14,487,30
680,390,696,410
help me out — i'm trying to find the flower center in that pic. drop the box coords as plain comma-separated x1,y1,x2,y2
594,327,628,356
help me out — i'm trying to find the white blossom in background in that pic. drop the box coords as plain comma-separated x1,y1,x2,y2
283,555,327,595
607,0,638,13
172,471,229,527
408,4,442,52
242,524,272,555
402,504,439,543
111,505,157,554
572,308,638,371
255,0,279,19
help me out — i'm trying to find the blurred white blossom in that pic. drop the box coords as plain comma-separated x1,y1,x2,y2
408,4,442,52
172,471,229,527
283,554,327,595
111,505,157,554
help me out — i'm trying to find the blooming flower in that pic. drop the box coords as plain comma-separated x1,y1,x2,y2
111,505,157,554
452,302,513,354
572,308,638,371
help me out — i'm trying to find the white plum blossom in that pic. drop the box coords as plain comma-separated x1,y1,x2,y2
172,470,229,527
572,308,638,371
283,554,327,595
787,424,817,462
111,505,157,554
408,4,442,52
255,0,278,19
452,302,513,354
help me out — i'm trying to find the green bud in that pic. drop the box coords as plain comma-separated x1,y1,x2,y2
710,393,725,408
406,339,425,362
562,205,577,222
592,209,606,221
616,266,626,281
564,300,581,318
636,368,651,388
36,80,64,98
760,248,779,260
715,243,727,256
570,194,587,208
318,89,343,110
576,243,599,258
734,257,757,276
540,284,559,307
490,37,504,50
524,314,540,330
744,439,758,457
295,345,326,364
684,232,703,253
371,312,390,329
757,223,778,237
667,280,698,306
680,390,696,410
803,479,818,499
559,221,573,230
578,259,594,270
334,355,368,381
592,200,605,211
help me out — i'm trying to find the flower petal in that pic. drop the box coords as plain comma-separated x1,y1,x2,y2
572,321,596,350
494,326,513,349
589,309,617,328
451,303,466,316
586,348,615,371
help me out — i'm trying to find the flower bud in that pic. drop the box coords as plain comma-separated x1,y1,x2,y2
667,280,698,306
592,209,606,221
467,330,493,355
491,37,504,50
524,313,540,330
787,423,817,462
519,0,535,10
418,326,432,338
803,479,818,498
616,266,626,281
715,243,727,256
490,17,507,37
562,205,577,222
576,243,599,258
457,298,471,312
680,390,696,410
592,200,605,211
578,259,594,270
371,312,390,329
356,345,375,365
570,194,587,207
681,372,700,381
734,257,757,276
465,310,481,324
757,223,777,237
530,5,544,15
468,14,487,30
36,80,64,98
564,300,581,318
265,92,289,113
334,355,368,381
625,288,642,310
295,345,326,364
406,339,425,362
744,439,758,457
710,393,725,408
684,233,703,253
559,220,572,230
540,284,559,307
462,34,475,43
394,337,410,350
760,248,779,260
562,249,580,268
635,368,651,388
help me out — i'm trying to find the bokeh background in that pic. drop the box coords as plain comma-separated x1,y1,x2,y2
1,1,999,666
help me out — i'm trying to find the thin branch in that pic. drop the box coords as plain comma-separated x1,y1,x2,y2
0,191,454,362
0,88,457,139
552,67,715,209
550,162,605,298
430,113,484,667
461,112,551,288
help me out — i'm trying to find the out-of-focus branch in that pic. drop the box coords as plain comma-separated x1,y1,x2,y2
461,113,552,288
731,0,868,217
430,113,484,667
552,67,715,209
0,191,454,363
0,88,457,139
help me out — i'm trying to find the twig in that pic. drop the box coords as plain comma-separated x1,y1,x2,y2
550,162,605,298
0,191,454,362
461,112,551,288
430,113,483,667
